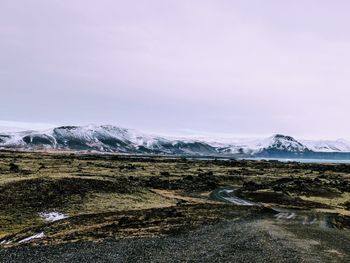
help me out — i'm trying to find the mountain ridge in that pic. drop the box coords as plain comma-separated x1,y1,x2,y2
1,125,350,158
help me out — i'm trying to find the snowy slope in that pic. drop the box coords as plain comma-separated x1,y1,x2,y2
0,125,217,155
213,134,309,155
301,139,350,153
1,125,350,156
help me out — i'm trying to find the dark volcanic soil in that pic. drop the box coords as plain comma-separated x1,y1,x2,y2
1,151,350,262
1,218,350,263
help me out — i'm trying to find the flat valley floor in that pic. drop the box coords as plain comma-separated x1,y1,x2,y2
0,151,349,262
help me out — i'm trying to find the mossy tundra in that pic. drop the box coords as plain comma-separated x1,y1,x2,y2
0,150,349,246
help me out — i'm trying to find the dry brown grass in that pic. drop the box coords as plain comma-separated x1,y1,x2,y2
0,150,349,245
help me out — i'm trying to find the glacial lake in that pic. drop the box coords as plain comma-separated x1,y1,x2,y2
241,158,350,164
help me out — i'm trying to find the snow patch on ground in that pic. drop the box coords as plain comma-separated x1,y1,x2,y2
18,232,45,243
0,239,12,245
39,212,68,222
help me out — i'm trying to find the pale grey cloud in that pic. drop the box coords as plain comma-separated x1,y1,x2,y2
1,0,350,139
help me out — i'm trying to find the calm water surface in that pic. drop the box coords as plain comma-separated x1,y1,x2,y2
242,158,350,164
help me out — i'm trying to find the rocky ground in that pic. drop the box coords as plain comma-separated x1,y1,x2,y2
0,150,349,262
2,218,350,263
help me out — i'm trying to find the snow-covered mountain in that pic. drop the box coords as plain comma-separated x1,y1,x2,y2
301,139,350,153
1,125,350,157
215,134,309,155
0,125,217,155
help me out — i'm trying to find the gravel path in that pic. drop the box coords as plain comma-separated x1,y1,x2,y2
1,219,349,263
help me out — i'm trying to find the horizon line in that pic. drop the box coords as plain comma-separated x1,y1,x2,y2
0,120,348,142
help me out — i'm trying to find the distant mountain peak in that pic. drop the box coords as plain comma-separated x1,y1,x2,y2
1,124,350,157
266,134,308,153
272,134,296,140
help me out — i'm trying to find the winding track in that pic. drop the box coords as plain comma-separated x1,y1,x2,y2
210,187,256,206
210,187,332,227
211,186,296,216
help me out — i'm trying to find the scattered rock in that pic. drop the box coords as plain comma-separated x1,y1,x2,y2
9,163,19,173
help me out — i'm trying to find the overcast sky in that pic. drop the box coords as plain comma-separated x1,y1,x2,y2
1,0,350,139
